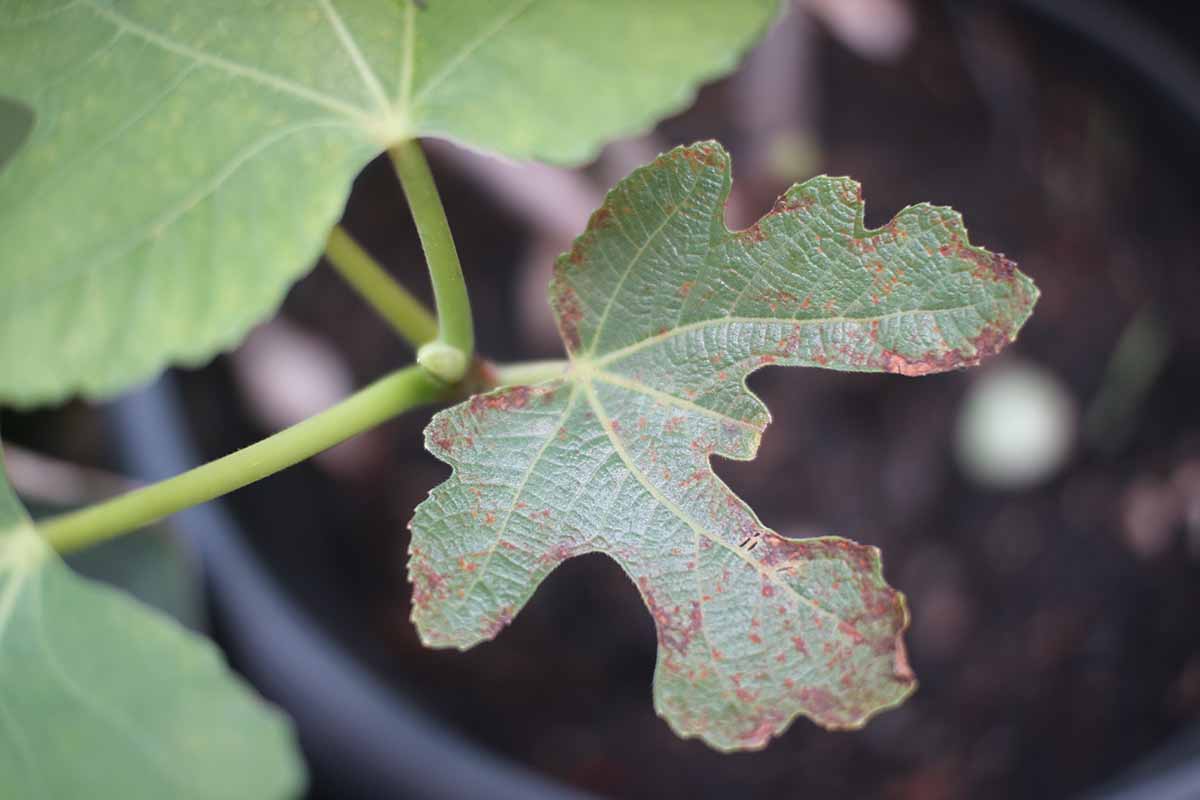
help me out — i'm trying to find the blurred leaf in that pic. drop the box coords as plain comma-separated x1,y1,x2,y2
0,452,304,798
0,0,777,406
1084,306,1171,452
410,142,1038,750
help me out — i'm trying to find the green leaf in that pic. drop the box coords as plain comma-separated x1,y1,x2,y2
65,525,206,631
0,0,778,406
0,453,305,797
410,142,1038,750
0,96,33,171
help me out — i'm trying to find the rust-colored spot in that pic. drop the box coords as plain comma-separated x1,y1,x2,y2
771,192,816,215
678,280,694,298
410,560,447,611
739,223,767,243
429,417,455,452
876,324,1012,376
469,385,533,415
540,540,577,566
681,143,721,169
481,605,515,639
641,578,703,657
554,285,584,352
893,635,916,682
735,688,759,704
939,233,1018,282
757,289,799,311
837,620,866,646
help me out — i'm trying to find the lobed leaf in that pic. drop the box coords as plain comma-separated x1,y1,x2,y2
0,451,305,798
0,0,778,406
409,142,1038,750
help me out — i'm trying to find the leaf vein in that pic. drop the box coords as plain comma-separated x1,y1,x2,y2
593,304,982,368
451,386,579,614
3,118,361,318
318,0,392,114
586,167,710,356
409,0,537,109
82,0,371,121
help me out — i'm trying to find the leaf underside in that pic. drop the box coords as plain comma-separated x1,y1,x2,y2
0,455,305,798
0,0,777,406
409,142,1038,750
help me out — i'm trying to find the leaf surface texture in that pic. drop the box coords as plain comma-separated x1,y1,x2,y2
410,142,1038,749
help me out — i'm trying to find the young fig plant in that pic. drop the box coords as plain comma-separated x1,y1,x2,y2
410,142,1038,749
0,0,1043,792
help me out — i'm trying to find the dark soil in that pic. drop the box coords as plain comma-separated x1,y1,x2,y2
24,4,1198,799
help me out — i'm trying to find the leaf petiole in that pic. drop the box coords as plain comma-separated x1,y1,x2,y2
390,138,474,382
37,366,449,553
491,359,569,386
324,224,438,348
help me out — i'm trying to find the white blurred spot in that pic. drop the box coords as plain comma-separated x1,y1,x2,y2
956,359,1077,490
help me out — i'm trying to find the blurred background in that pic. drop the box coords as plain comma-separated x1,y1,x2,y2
5,1,1200,798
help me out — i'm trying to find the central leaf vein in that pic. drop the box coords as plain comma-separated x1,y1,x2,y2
592,303,983,368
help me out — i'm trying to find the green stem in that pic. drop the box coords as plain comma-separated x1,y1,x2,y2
492,359,569,386
389,139,474,381
324,225,438,348
38,366,446,554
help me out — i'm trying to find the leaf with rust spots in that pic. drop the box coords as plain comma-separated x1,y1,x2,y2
410,142,1037,751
